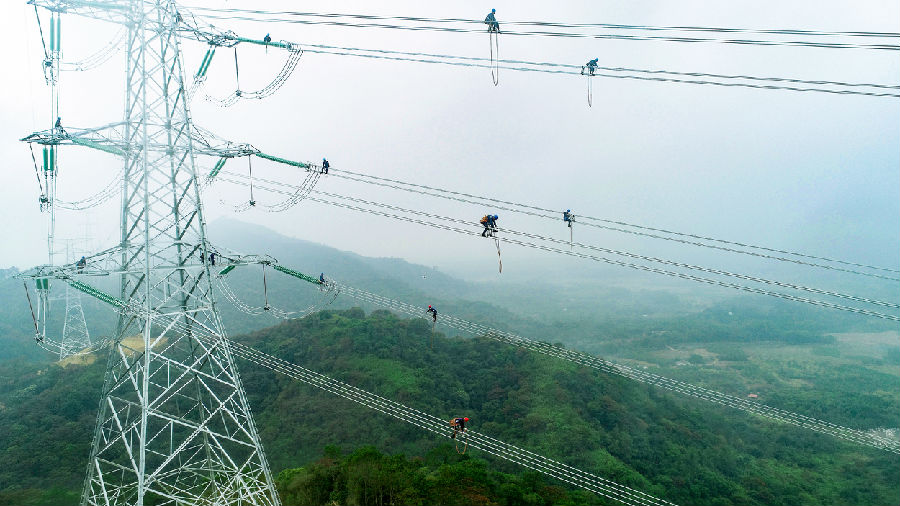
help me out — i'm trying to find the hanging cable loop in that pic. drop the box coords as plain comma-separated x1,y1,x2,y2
204,47,303,107
489,31,500,85
587,74,593,107
233,46,241,96
28,143,46,197
262,263,270,310
494,236,503,273
248,155,256,206
23,281,41,340
34,6,49,61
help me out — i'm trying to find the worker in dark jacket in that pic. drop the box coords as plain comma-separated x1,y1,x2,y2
480,214,499,237
484,9,499,32
450,417,469,438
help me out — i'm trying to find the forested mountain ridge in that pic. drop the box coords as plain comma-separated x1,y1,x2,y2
1,308,896,505
1,220,897,505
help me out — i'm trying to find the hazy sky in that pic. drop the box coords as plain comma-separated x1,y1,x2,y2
1,0,897,286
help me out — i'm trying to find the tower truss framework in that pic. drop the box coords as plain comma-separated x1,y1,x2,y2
24,1,280,504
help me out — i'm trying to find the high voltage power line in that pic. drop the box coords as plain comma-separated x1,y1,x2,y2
176,7,900,98
32,124,900,320
234,171,900,309
45,139,900,280
58,259,900,456
176,8,900,97
44,142,899,284
182,6,900,51
193,258,900,455
206,149,899,277
228,342,677,506
209,260,900,453
213,171,900,322
321,166,900,279
168,10,900,98
329,281,900,454
296,45,899,98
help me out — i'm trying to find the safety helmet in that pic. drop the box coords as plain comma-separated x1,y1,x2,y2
464,417,469,421
322,157,326,161
493,215,499,219
428,305,432,308
491,9,495,13
566,209,571,212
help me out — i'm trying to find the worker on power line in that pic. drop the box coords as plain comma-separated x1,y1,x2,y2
480,214,499,237
54,117,66,135
319,272,325,284
426,305,437,323
264,33,272,45
450,417,469,438
563,209,574,227
321,158,330,174
209,252,216,266
582,58,599,76
484,9,500,33
76,256,86,269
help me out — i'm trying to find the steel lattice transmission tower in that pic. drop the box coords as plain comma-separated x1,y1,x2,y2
60,284,92,359
57,242,93,360
24,1,280,504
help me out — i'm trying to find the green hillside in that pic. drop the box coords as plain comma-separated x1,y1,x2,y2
1,308,896,505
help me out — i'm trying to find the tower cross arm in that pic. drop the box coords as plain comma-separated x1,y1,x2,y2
15,245,278,283
30,0,134,25
21,128,128,157
177,13,301,52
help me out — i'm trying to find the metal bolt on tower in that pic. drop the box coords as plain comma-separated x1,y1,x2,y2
24,0,279,504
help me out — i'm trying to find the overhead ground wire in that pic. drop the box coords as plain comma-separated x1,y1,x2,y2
184,7,900,51
181,8,900,40
177,19,899,97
